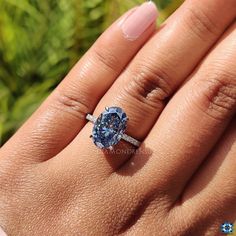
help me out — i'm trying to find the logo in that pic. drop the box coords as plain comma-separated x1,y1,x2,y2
221,222,234,234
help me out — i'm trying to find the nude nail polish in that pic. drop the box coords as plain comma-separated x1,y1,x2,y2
0,226,7,236
121,1,158,40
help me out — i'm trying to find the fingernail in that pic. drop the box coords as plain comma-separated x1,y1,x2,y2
0,226,7,236
121,1,158,40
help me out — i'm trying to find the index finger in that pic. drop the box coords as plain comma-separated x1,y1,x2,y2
0,2,158,163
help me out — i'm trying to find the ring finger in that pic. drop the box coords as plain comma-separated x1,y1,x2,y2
58,0,236,174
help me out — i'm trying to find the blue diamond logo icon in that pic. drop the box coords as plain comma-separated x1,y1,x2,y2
221,222,234,234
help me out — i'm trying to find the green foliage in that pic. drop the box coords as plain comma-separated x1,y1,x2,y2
0,0,183,145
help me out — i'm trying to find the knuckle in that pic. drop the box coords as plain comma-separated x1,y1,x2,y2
196,68,236,121
53,86,93,120
92,45,121,74
184,6,219,41
123,63,172,109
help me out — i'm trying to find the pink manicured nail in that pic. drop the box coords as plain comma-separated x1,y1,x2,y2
121,1,158,40
0,227,7,236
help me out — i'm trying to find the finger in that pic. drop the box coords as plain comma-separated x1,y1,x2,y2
181,117,236,203
176,118,236,235
59,0,236,174
0,2,158,163
125,22,236,204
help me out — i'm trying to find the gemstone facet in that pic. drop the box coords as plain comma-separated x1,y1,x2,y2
92,107,128,149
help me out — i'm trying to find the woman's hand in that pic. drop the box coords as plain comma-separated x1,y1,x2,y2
0,0,235,235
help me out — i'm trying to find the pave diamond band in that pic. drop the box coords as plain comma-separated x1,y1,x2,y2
121,133,141,147
86,107,141,149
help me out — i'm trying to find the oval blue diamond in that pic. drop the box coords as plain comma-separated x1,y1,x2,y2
92,107,128,149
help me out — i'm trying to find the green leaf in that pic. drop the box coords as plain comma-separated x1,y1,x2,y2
0,0,184,145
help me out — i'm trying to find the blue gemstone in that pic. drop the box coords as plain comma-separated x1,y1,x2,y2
92,107,128,149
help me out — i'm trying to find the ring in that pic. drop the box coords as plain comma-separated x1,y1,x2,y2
86,107,141,149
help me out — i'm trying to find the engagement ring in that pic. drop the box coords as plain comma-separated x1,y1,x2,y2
86,107,141,149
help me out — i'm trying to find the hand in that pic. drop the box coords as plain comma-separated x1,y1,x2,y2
0,0,235,235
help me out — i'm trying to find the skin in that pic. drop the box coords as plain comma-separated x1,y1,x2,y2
0,0,235,235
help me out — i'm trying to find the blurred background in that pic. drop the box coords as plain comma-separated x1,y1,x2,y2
0,0,184,145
